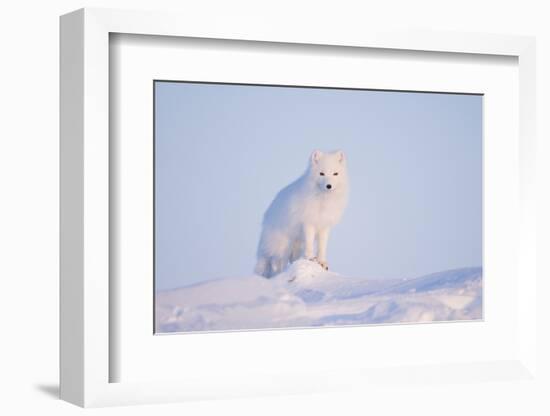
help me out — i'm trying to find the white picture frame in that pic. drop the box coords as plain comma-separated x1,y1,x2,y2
60,7,538,407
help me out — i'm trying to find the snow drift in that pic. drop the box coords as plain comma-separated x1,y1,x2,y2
155,260,482,333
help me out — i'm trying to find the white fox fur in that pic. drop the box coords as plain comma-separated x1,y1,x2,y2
255,150,349,278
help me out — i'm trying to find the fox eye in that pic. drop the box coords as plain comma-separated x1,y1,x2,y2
333,172,339,176
319,172,325,176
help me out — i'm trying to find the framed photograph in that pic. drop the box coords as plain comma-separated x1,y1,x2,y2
153,81,483,334
60,8,538,407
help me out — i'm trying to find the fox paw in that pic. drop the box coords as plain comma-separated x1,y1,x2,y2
317,260,329,271
307,257,329,271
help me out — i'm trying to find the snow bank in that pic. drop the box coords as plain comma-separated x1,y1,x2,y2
155,260,482,333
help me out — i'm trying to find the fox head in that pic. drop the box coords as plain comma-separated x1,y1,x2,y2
308,150,348,192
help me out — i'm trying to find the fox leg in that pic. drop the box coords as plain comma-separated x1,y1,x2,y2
289,239,303,263
268,256,287,276
254,256,269,277
316,228,330,270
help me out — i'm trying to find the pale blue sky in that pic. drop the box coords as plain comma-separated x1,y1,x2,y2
155,81,482,291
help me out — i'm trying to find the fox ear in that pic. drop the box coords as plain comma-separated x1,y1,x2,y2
311,150,322,164
337,150,345,164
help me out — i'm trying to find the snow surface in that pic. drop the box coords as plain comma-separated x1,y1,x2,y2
155,260,482,333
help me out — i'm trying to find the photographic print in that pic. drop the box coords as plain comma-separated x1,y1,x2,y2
154,81,482,333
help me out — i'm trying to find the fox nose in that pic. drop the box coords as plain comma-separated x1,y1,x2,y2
326,184,332,190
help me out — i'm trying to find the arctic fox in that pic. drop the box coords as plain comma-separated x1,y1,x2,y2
255,150,349,278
